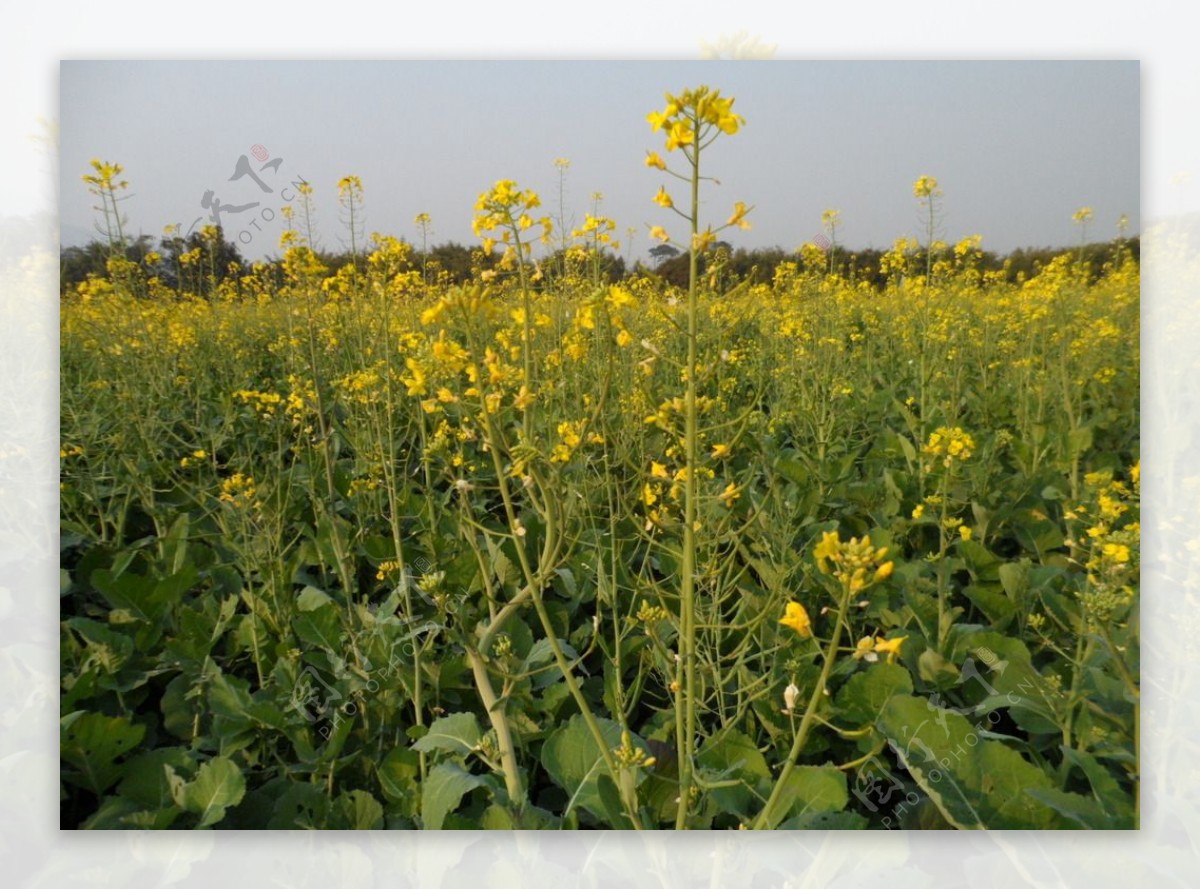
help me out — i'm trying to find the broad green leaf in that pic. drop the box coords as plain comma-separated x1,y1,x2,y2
1025,787,1125,829
292,602,344,652
169,756,246,828
268,782,331,829
378,746,421,807
481,804,515,829
998,560,1030,604
947,629,1062,733
1061,748,1134,826
161,512,191,575
521,637,578,673
835,662,913,725
1067,425,1094,457
917,648,960,688
411,712,482,757
541,714,632,826
421,762,483,830
777,810,868,830
696,730,770,817
768,766,848,828
961,583,1017,628
877,695,1060,829
336,789,384,829
81,795,179,830
61,711,145,795
297,585,334,611
116,747,193,809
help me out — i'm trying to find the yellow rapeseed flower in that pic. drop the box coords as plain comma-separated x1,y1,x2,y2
779,601,812,638
873,635,907,663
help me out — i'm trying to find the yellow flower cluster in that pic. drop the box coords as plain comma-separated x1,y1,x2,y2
1071,464,1139,626
218,473,258,510
472,179,553,259
636,599,670,625
376,559,402,581
851,634,908,664
647,85,744,152
922,426,976,468
179,449,208,468
813,531,894,593
913,175,941,199
612,730,656,769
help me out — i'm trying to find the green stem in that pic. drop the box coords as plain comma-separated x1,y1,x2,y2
466,647,524,809
675,117,701,830
752,579,853,830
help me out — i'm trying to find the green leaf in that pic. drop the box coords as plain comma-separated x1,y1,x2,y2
481,804,515,829
946,629,1062,733
961,583,1017,628
336,789,384,829
411,712,482,757
541,714,631,825
116,747,193,809
777,810,868,829
876,695,1060,828
521,637,578,673
81,796,179,830
292,602,344,653
296,585,334,612
161,512,191,575
169,756,246,828
775,456,809,486
268,782,332,829
1061,748,1133,825
696,730,770,817
61,711,146,794
1067,425,1093,458
770,766,848,828
378,746,420,806
998,561,1031,604
421,762,483,830
917,648,960,688
835,662,914,725
1025,788,1125,829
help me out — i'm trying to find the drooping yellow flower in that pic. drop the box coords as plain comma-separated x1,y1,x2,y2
726,201,751,230
649,225,671,242
873,635,907,663
813,530,841,574
654,187,674,209
719,482,741,508
852,636,878,662
645,151,667,170
779,600,812,638
710,443,732,460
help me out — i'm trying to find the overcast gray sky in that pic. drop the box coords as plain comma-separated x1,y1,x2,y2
60,61,1139,260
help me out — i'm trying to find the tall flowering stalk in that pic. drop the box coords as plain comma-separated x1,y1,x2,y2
646,85,745,828
914,175,942,284
753,532,895,829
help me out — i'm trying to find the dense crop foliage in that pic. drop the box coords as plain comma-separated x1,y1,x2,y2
60,89,1139,830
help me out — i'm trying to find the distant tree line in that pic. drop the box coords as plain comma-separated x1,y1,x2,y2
60,228,1139,298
